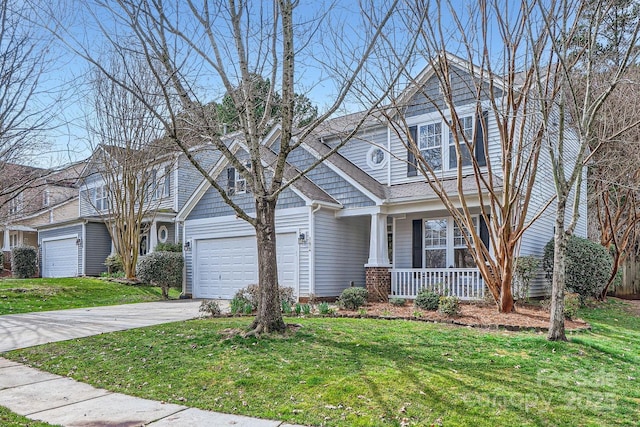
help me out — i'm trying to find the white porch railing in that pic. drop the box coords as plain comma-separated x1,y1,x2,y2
390,268,485,300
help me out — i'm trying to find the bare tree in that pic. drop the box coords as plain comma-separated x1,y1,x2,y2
373,1,560,313
83,56,168,279
589,66,640,298
536,0,640,340
0,0,57,207
41,0,412,334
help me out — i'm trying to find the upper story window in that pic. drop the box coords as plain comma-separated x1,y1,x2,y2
407,111,487,176
227,161,251,195
43,190,50,207
8,193,23,215
151,166,171,200
95,185,108,211
418,121,443,170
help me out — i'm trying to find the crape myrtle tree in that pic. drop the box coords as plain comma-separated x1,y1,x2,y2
590,66,640,299
374,0,560,313
46,0,418,335
535,0,640,340
83,56,169,279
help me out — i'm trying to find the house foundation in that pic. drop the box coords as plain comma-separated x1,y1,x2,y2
366,266,391,302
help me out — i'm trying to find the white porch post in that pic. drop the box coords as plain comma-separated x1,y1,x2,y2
2,227,9,251
149,221,158,253
365,213,390,267
365,213,391,302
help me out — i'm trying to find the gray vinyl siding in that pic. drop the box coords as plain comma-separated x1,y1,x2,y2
187,183,305,220
177,147,221,211
518,124,589,297
79,173,105,217
313,209,369,297
38,224,83,275
287,146,376,207
84,222,111,276
183,208,309,297
326,126,389,184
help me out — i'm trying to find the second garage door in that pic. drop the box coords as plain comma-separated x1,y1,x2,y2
194,233,297,299
42,237,78,278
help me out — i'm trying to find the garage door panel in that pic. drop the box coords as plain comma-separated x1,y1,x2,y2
194,233,297,299
43,238,78,278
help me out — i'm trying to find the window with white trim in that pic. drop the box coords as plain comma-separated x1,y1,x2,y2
453,217,478,268
424,216,479,268
424,219,447,268
408,112,485,175
8,193,23,215
9,233,19,248
95,185,108,211
418,121,442,170
43,190,50,207
227,161,251,195
448,115,474,169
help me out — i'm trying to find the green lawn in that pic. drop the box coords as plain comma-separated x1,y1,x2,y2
4,300,639,427
0,277,180,315
0,406,58,427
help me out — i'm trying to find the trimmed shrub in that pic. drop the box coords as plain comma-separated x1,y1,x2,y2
438,295,461,316
543,236,611,301
0,251,3,272
136,251,184,299
415,289,440,311
234,284,296,310
199,300,222,317
338,287,368,310
155,242,182,252
11,246,37,278
104,254,123,274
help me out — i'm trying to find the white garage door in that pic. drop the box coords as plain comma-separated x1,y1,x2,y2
194,233,297,299
43,237,78,278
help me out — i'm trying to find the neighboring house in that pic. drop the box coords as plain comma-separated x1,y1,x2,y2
37,143,220,277
1,162,83,271
177,55,587,301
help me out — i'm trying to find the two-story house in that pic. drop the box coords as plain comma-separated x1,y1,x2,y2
1,162,83,271
37,143,220,277
176,54,587,301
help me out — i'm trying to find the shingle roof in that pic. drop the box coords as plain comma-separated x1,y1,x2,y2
259,146,339,205
385,173,502,203
303,136,387,201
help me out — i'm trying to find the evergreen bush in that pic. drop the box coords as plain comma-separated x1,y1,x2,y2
543,236,611,301
11,246,37,278
136,251,184,299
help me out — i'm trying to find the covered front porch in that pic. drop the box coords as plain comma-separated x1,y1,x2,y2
360,208,488,301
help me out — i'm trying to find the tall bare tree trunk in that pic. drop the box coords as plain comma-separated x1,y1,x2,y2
499,257,515,312
247,197,286,335
548,200,568,341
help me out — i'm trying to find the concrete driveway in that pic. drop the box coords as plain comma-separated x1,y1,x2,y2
0,300,211,353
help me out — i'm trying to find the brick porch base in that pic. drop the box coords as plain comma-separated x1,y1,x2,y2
366,266,391,302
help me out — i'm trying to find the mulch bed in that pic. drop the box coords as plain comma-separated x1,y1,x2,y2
336,301,590,332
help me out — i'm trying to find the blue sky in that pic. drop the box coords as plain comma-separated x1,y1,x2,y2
29,0,534,167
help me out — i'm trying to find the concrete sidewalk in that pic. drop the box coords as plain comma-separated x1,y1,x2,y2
0,300,307,426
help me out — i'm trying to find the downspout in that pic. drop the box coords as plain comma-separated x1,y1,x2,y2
308,203,322,297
